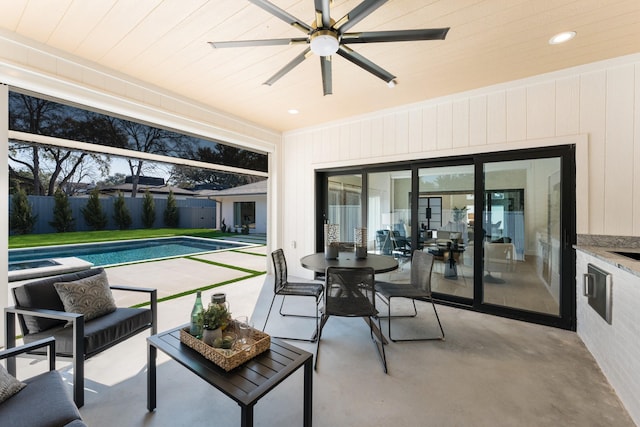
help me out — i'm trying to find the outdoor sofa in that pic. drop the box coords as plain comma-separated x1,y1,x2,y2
0,337,87,427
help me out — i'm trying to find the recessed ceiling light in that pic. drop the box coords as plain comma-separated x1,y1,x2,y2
549,31,576,45
287,109,299,115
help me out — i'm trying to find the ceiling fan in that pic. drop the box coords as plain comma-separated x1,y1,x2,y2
208,0,449,95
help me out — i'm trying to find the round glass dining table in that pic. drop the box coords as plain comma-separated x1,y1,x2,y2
300,252,399,274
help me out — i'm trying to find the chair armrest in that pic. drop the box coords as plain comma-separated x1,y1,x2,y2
109,285,156,293
109,286,157,335
0,337,56,372
5,306,83,323
5,307,84,376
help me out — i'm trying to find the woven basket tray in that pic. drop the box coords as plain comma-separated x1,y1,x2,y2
179,323,270,371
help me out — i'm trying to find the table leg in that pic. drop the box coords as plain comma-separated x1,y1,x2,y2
303,357,313,427
240,404,254,427
147,343,157,411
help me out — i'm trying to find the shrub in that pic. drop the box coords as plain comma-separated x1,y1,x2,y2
142,190,156,228
10,186,37,235
163,190,179,227
113,191,132,230
49,189,75,232
81,188,108,230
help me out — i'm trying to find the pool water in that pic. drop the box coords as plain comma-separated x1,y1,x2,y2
9,237,249,267
8,259,61,271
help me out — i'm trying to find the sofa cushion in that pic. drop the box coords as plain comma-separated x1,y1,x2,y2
0,371,83,427
54,270,116,323
24,307,153,358
13,268,105,334
0,364,26,404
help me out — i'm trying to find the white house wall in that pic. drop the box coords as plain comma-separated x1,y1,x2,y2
282,53,640,279
219,196,267,235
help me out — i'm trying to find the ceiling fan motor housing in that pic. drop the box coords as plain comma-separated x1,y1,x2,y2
310,29,340,56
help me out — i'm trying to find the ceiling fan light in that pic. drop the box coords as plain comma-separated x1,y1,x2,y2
310,30,339,56
387,79,397,88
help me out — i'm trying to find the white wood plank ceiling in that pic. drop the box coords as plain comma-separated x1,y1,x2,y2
1,0,639,131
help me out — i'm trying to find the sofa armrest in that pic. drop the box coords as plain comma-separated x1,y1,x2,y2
5,307,84,376
0,337,56,372
109,285,157,335
6,306,83,323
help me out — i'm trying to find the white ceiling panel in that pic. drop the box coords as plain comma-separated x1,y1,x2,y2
1,0,639,131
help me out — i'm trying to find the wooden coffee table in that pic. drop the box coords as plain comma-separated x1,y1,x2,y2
147,325,313,427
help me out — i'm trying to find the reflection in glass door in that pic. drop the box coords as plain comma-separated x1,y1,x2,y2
367,170,412,281
418,165,474,300
482,158,561,316
326,174,362,247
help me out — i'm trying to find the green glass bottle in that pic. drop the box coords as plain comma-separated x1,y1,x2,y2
190,291,204,338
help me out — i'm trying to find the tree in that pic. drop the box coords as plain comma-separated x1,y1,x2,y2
9,93,123,196
113,191,132,230
142,190,156,228
9,186,37,235
115,119,185,198
170,145,267,189
49,189,75,232
164,190,180,227
82,188,108,230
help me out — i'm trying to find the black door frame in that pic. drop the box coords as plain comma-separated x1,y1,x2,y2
315,145,576,330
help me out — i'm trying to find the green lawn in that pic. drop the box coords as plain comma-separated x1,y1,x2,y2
8,228,235,249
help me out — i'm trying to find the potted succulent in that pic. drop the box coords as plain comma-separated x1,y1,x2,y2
197,303,232,347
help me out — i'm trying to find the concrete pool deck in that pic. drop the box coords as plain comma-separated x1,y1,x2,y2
106,245,268,307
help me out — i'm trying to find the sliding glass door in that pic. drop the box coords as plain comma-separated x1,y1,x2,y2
417,165,474,300
481,157,564,317
316,145,575,330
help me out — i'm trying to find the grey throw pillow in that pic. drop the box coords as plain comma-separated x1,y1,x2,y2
0,364,26,403
54,270,117,322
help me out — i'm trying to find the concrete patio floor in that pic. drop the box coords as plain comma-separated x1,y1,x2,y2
7,247,636,427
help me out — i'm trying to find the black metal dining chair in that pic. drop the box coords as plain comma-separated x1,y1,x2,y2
262,249,324,342
375,250,445,342
315,266,387,373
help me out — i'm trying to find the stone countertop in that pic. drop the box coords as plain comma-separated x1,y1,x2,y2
574,246,640,277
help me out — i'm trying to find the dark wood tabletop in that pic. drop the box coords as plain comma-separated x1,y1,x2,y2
147,325,313,427
300,252,399,274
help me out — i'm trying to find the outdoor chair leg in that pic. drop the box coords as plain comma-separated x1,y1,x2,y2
261,295,277,332
376,295,418,318
385,297,445,342
314,315,329,370
264,295,321,343
368,316,387,373
430,299,446,340
279,295,319,318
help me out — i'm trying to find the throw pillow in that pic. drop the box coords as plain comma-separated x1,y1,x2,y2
54,270,117,322
0,364,26,404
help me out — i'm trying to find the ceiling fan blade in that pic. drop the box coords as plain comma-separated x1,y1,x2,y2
334,0,388,33
336,45,395,83
264,47,313,86
314,0,331,28
209,38,308,48
248,0,312,33
320,56,332,95
341,28,450,44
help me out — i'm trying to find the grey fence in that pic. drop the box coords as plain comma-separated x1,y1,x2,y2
9,195,216,234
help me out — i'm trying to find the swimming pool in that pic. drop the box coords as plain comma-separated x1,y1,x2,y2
9,237,250,267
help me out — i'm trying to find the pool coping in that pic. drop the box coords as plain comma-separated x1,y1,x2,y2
8,257,94,282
